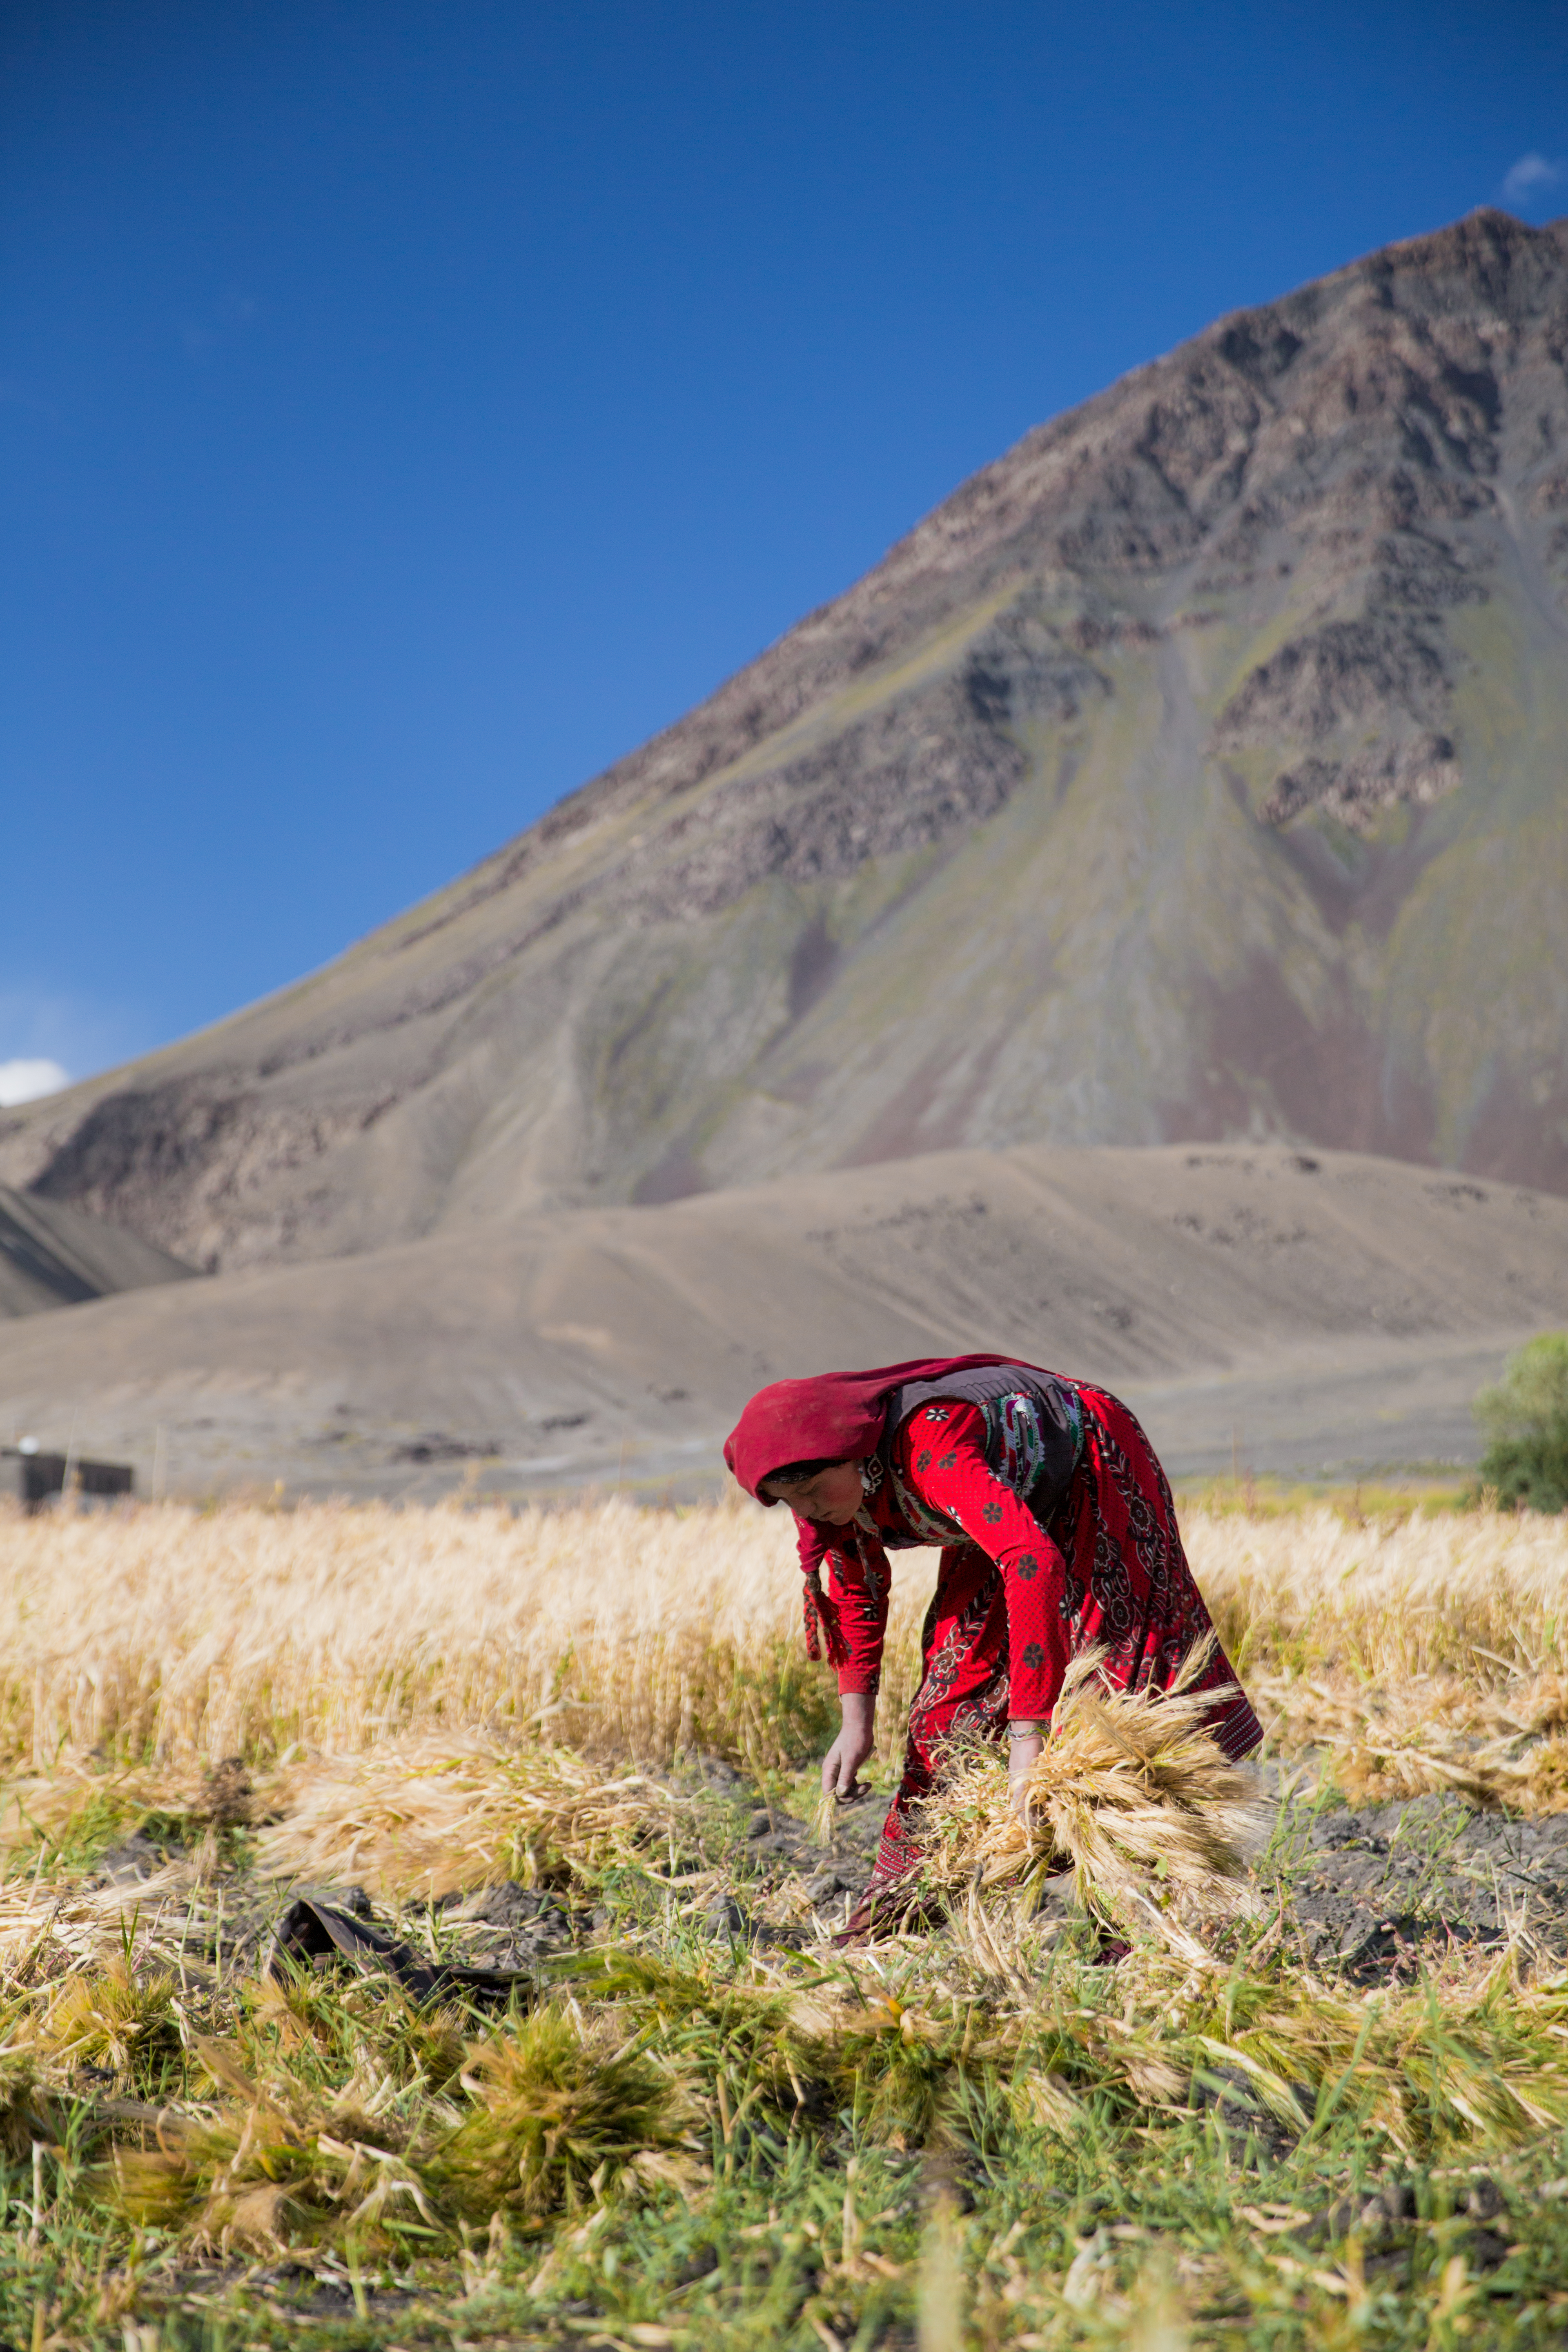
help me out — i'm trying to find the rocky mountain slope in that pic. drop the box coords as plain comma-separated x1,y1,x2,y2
0,1186,195,1320
2,209,1565,1274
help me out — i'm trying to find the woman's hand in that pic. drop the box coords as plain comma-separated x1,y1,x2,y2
1008,1729,1044,1820
822,1690,877,1800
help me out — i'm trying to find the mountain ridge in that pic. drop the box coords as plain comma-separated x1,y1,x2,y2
0,1186,196,1319
3,207,1566,1271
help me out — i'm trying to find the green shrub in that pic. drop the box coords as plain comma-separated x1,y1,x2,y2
1475,1333,1568,1512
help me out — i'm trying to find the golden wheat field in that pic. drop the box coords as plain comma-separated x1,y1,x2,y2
3,1490,1568,1786
7,1486,1568,1962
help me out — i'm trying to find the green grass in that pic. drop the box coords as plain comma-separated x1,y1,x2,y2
1475,1335,1568,1517
6,1759,1568,2349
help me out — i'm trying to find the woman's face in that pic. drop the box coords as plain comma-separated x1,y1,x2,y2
763,1460,864,1523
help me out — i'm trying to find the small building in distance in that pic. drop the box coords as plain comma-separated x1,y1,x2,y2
2,1439,134,1512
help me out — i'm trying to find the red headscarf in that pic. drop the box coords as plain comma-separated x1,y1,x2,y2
724,1354,1023,1502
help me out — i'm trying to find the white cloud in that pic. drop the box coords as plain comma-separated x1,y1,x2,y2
0,1058,69,1107
1502,152,1566,205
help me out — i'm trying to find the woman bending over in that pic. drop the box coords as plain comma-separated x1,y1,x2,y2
725,1353,1261,1936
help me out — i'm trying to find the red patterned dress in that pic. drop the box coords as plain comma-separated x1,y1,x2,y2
806,1381,1261,1918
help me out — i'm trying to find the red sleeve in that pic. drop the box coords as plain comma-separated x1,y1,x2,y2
896,1401,1069,1719
795,1518,891,1696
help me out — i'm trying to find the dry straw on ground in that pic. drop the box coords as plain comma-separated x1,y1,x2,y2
252,1735,691,1899
0,1860,199,1980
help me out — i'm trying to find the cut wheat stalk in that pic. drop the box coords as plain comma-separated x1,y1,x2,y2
252,1733,693,1900
0,1862,200,1981
915,1644,1269,1951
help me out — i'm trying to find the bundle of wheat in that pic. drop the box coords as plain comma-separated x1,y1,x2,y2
1334,1728,1568,1814
0,1756,256,1871
252,1733,691,1900
916,1648,1268,1948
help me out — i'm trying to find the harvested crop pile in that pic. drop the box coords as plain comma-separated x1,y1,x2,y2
442,2004,705,2216
252,1734,690,1900
916,1647,1267,1952
1258,1666,1568,1813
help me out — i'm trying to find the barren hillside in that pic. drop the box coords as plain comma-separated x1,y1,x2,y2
2,209,1565,1274
3,1142,1565,1497
0,1186,195,1319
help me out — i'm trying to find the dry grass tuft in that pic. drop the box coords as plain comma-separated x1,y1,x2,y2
441,2003,705,2216
916,1646,1267,1948
253,1734,693,1899
27,1955,180,2078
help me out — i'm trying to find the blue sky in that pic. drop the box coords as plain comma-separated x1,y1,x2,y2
3,0,1565,1095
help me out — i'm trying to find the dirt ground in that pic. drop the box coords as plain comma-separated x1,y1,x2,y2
90,1760,1568,1995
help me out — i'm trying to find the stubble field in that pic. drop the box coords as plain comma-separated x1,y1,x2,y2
4,1492,1568,2350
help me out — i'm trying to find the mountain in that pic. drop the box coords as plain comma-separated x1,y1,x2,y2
2,209,1566,1277
0,1186,196,1321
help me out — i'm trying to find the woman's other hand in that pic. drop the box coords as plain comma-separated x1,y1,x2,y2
822,1690,877,1799
1008,1728,1044,1820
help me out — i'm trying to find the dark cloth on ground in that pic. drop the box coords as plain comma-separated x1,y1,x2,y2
264,1896,527,2005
